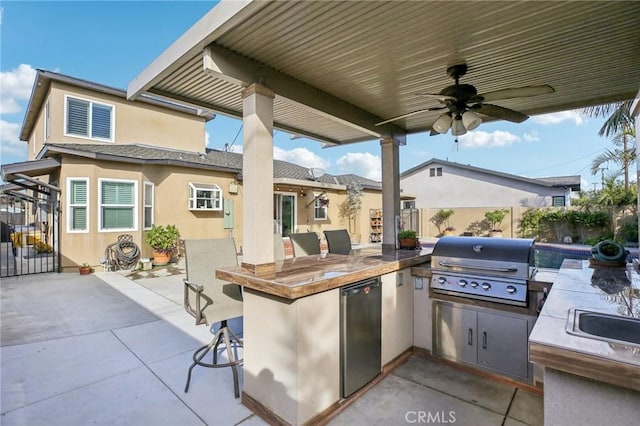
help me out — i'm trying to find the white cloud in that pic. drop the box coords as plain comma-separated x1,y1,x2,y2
273,146,328,170
0,64,37,115
336,152,381,181
458,130,521,148
0,119,27,159
532,110,585,125
523,130,540,143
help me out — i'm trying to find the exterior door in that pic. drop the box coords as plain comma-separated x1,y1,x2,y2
273,193,296,237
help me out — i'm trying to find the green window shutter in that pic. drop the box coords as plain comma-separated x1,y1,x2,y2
101,181,134,229
91,103,112,139
67,98,89,136
69,180,87,231
70,180,87,204
72,207,87,230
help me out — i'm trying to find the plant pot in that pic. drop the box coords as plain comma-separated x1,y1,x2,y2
489,230,503,238
79,267,91,275
152,250,172,266
399,238,418,249
443,229,455,236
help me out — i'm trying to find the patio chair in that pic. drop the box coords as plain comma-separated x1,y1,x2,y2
324,229,352,255
183,238,243,398
289,232,321,257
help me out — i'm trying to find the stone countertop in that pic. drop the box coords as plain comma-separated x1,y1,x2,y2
216,248,432,300
529,259,640,391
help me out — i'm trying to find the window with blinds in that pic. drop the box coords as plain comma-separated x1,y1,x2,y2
144,182,154,229
99,179,137,231
67,178,89,232
65,95,114,141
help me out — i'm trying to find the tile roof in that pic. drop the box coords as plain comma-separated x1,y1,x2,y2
41,143,382,189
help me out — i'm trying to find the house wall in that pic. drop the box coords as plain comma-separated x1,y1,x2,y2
57,157,242,270
401,162,570,209
295,188,381,246
27,81,207,160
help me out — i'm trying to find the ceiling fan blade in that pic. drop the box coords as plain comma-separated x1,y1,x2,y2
413,92,456,102
475,104,529,123
375,107,442,126
478,85,555,102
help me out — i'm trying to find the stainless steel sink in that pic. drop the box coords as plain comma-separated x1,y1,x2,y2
566,309,640,348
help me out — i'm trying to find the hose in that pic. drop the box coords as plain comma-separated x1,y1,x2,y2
104,235,141,270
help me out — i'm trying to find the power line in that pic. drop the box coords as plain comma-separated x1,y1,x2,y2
520,147,607,174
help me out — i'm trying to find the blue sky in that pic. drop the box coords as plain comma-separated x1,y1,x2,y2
0,1,619,190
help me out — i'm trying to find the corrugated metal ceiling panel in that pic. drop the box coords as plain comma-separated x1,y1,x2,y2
143,0,640,145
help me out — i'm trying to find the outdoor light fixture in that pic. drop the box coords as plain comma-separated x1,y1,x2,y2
462,110,482,130
433,113,452,133
451,116,467,136
432,110,482,135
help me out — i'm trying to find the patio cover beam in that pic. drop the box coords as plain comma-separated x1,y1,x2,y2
202,43,404,140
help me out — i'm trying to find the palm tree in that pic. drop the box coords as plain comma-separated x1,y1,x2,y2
590,126,636,190
583,100,636,191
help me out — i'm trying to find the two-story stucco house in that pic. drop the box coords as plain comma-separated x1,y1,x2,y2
1,70,382,273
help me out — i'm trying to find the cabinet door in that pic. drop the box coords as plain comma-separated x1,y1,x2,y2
433,303,477,365
477,311,529,379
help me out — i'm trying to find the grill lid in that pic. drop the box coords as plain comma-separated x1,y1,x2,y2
432,236,535,264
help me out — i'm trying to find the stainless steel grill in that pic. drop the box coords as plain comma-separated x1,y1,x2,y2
430,236,536,307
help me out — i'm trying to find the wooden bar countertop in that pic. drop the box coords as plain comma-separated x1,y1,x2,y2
529,259,640,391
216,248,432,300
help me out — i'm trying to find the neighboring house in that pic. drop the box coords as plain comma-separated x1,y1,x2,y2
1,70,381,272
401,158,580,209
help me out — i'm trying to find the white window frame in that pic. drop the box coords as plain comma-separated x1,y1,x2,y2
143,181,155,230
552,195,566,207
313,193,328,221
98,178,138,232
66,177,89,233
44,99,50,142
188,182,223,211
64,94,115,142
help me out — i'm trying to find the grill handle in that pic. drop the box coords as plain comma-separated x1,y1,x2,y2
437,261,518,273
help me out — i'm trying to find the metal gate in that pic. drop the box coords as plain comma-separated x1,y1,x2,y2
401,208,420,234
1,184,60,277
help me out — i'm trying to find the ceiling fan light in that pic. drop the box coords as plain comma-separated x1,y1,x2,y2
432,113,452,134
451,118,467,136
462,110,482,130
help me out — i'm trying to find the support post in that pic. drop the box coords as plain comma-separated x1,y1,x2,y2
380,135,405,252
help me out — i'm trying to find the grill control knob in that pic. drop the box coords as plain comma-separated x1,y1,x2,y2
481,282,491,291
459,279,468,288
438,277,447,284
506,285,517,294
470,281,479,288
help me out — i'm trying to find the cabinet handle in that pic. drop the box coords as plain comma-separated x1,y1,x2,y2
482,331,487,349
467,328,473,346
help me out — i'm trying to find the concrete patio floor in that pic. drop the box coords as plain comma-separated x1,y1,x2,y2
1,265,542,425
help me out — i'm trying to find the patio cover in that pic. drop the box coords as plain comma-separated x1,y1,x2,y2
128,0,640,146
127,0,640,262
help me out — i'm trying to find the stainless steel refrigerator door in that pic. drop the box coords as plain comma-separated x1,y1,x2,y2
340,278,382,398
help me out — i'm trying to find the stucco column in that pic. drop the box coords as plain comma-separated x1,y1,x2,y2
241,83,275,273
380,135,405,252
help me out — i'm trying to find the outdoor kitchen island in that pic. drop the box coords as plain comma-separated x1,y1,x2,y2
216,247,431,425
529,259,640,425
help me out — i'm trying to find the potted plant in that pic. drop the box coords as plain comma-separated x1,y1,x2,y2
485,209,509,237
398,229,419,249
145,224,180,265
338,181,363,244
79,262,92,275
432,209,456,236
